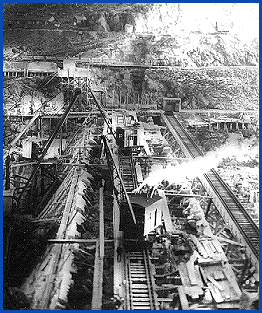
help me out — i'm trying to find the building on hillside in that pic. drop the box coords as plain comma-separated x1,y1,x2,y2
3,61,57,77
3,62,28,77
27,62,58,76
7,14,57,29
73,14,87,27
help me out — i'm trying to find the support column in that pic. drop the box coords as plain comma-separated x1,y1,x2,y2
40,165,45,196
91,179,104,310
38,117,42,139
112,90,115,109
5,155,11,190
59,127,63,156
119,91,122,108
205,198,213,218
99,179,104,258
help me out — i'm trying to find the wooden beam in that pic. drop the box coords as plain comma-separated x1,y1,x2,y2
88,86,117,141
214,236,244,246
205,198,213,218
39,169,78,309
48,239,114,244
164,192,211,199
99,180,105,258
180,109,257,114
133,155,190,160
5,155,11,190
102,136,136,224
7,111,40,150
178,286,189,310
17,92,81,204
91,241,104,310
32,218,59,223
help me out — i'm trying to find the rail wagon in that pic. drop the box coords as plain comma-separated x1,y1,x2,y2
163,97,181,115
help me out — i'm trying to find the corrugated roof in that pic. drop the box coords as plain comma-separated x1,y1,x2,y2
4,61,58,72
3,61,27,71
27,62,57,72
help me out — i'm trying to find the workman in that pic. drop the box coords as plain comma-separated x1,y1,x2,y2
117,246,123,262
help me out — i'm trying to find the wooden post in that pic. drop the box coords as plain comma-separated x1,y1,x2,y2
86,84,89,108
67,69,70,91
101,91,103,108
40,165,45,196
99,179,105,258
5,155,11,190
91,179,105,310
119,90,122,108
205,198,213,218
65,118,68,134
38,116,41,139
59,127,63,155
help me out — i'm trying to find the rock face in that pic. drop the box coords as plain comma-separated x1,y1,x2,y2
144,67,258,110
107,13,123,32
93,13,110,32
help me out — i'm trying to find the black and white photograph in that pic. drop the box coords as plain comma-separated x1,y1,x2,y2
3,3,259,310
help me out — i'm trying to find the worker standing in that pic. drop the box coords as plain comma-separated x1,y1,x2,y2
117,246,123,262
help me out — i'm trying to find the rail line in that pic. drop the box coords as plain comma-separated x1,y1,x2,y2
125,250,159,310
164,114,259,261
119,155,137,192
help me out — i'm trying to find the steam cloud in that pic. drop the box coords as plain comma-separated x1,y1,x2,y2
133,138,258,192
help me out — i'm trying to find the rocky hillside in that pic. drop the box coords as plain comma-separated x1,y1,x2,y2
144,67,259,110
3,3,259,67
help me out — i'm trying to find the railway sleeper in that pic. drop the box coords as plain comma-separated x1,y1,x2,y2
131,275,147,279
132,293,150,297
132,285,149,290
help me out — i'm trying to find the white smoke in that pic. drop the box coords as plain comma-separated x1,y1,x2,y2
133,137,258,192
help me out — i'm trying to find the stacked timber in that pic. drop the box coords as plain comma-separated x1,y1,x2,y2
147,195,243,310
21,168,99,309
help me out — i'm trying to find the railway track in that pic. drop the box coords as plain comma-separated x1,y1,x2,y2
164,114,259,261
119,155,137,192
125,250,159,310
